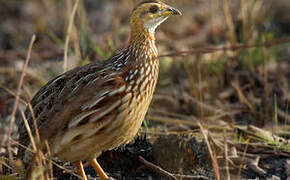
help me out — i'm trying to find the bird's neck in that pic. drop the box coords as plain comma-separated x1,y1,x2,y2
128,29,158,59
110,29,158,67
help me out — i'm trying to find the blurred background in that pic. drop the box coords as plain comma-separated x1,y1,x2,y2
0,0,289,179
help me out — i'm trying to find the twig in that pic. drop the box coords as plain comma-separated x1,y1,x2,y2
159,38,290,57
63,0,80,72
223,0,237,45
223,130,230,180
0,67,46,85
198,123,220,180
66,0,82,63
0,158,13,171
197,61,204,123
8,136,34,155
45,140,53,179
262,35,269,125
147,115,199,127
232,76,255,113
174,174,208,180
277,108,290,123
22,87,45,180
240,0,249,44
150,108,197,120
139,156,178,180
183,92,220,115
8,34,36,157
19,110,37,154
139,155,208,180
0,84,27,106
147,114,235,130
9,134,81,179
25,98,45,180
27,102,41,147
237,141,249,180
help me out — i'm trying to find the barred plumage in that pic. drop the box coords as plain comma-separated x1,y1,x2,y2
17,1,181,179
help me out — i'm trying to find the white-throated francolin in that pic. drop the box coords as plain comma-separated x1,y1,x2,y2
17,1,181,179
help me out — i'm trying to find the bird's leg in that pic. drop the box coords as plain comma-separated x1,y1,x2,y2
89,158,108,180
75,161,87,180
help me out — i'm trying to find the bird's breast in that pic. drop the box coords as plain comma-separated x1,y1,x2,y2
117,57,159,143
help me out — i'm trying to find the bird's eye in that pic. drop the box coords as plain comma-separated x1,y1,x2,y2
149,5,159,13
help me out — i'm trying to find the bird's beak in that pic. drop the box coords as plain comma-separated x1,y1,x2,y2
161,6,182,16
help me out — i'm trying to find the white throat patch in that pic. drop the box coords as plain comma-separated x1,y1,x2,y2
144,17,168,34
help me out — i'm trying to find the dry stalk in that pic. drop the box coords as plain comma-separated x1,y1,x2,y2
45,140,53,179
262,35,270,124
0,67,46,85
26,103,40,146
183,56,199,99
199,123,220,180
8,34,35,159
197,61,205,123
150,108,197,120
8,131,80,178
23,86,45,180
0,84,27,106
222,0,237,46
0,158,13,172
66,0,82,62
277,108,290,124
63,0,80,72
240,0,249,44
147,115,199,127
183,93,220,115
237,142,249,180
223,130,230,180
232,76,255,113
251,0,263,24
19,110,37,154
52,161,81,179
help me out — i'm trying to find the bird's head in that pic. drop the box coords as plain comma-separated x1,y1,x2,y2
130,0,181,36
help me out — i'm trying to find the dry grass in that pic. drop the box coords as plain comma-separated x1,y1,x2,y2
63,0,80,72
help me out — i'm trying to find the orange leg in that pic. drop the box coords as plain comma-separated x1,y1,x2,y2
75,161,87,180
89,158,108,180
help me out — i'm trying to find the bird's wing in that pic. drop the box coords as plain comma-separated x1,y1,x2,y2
17,60,129,157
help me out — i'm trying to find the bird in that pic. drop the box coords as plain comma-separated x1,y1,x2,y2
17,0,181,179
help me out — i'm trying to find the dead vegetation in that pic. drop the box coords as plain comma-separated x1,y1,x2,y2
0,0,289,179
